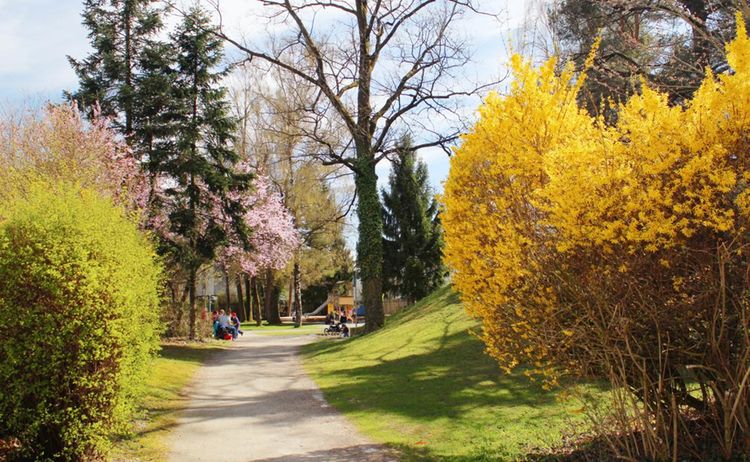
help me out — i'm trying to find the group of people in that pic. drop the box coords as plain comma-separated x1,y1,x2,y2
212,309,243,340
325,307,355,337
326,307,356,326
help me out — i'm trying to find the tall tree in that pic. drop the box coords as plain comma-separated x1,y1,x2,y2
152,6,250,339
67,0,163,140
227,66,353,327
186,0,492,332
381,138,445,303
217,174,300,325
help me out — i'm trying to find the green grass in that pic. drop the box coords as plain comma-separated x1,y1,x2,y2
240,322,325,336
110,340,228,462
302,286,607,461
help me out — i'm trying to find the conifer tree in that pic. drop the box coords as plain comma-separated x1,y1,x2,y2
67,0,163,139
381,137,445,303
132,38,176,174
153,6,251,338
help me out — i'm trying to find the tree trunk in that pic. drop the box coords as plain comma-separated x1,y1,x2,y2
244,274,252,322
188,267,197,339
288,276,294,318
354,157,385,331
252,276,262,326
123,4,133,139
264,268,281,324
224,270,231,313
235,274,244,321
293,258,302,328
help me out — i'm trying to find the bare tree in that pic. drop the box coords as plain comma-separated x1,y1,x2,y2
173,0,497,331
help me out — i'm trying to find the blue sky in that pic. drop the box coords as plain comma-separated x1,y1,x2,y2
0,0,531,193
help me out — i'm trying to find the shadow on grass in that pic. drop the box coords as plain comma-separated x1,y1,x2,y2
302,287,611,461
304,309,564,423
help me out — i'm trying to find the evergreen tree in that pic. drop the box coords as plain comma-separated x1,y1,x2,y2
153,6,251,338
67,0,163,139
132,38,176,176
381,138,445,303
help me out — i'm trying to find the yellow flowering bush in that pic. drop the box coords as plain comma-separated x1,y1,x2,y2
0,183,162,460
443,15,750,459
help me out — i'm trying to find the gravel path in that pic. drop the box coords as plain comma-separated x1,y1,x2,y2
167,332,398,462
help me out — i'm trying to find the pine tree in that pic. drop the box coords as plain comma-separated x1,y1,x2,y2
154,6,251,339
381,137,445,303
67,0,163,139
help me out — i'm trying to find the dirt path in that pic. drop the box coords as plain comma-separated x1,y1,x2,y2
167,332,398,462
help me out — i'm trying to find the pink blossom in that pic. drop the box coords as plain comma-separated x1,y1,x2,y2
219,174,300,275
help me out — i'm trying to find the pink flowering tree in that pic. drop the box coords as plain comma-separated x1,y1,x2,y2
0,103,149,214
217,173,300,324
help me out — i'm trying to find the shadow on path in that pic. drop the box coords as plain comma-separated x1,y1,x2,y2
167,334,396,462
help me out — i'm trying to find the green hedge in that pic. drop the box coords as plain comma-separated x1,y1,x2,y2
0,183,163,461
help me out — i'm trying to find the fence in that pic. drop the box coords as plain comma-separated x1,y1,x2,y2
383,297,408,315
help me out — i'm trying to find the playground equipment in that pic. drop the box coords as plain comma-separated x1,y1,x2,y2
304,281,360,320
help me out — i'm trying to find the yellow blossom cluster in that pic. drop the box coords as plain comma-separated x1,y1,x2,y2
442,16,750,383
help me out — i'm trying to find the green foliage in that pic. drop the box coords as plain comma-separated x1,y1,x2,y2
67,0,164,137
0,183,162,461
381,137,445,302
154,5,250,266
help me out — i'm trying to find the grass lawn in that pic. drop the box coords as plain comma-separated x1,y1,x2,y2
240,322,325,336
110,340,229,462
302,287,607,461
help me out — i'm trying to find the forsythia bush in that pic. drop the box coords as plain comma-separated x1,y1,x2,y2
443,16,750,460
0,183,162,461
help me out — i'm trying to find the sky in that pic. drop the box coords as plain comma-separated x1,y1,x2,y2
0,0,535,193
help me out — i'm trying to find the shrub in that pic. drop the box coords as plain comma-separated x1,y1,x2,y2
0,182,162,461
443,15,750,460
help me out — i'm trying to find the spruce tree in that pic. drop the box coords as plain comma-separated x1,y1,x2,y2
381,137,445,303
67,0,163,139
132,38,176,173
155,6,251,338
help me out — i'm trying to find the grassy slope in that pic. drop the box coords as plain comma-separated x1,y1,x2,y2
111,341,228,461
302,286,605,461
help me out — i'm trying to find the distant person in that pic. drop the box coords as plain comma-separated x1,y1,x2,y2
230,311,243,336
352,311,357,326
212,310,220,337
341,323,350,338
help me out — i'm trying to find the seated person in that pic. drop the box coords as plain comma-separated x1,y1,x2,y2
217,309,238,340
212,310,220,337
230,311,243,336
